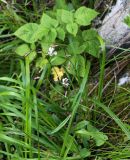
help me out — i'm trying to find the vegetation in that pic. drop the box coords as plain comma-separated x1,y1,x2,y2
0,0,130,159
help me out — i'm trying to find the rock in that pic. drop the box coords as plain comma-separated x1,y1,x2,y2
98,0,130,46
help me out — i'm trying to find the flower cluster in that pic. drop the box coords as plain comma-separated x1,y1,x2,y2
48,46,57,56
51,67,65,82
62,78,69,87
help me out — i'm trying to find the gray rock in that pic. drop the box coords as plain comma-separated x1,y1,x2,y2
98,0,130,46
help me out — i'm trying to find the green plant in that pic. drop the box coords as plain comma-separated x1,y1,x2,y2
1,1,120,160
14,5,100,80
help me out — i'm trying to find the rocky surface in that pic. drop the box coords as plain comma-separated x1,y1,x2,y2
98,0,130,46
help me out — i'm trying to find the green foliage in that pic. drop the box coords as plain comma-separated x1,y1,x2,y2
14,23,40,43
66,22,78,36
2,1,123,160
15,44,30,56
74,7,98,26
14,5,100,79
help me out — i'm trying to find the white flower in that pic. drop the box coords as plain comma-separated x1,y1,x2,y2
48,46,57,56
62,78,69,87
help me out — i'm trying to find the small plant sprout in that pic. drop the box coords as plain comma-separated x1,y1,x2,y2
48,46,57,56
62,78,69,87
51,67,65,82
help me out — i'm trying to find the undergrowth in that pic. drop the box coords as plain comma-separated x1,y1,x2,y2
0,0,130,160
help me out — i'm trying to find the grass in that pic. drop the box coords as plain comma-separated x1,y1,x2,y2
1,0,130,160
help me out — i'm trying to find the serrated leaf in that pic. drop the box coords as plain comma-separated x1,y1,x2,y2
56,27,65,40
14,23,39,43
40,13,58,28
57,9,73,24
42,28,57,44
15,44,30,56
82,29,100,58
66,55,86,77
66,22,78,36
75,7,98,26
67,38,85,55
36,25,49,40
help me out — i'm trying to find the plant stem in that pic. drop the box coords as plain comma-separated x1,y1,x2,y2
25,56,32,158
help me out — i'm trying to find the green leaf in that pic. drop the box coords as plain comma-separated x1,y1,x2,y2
56,27,65,40
51,56,66,66
15,44,30,56
66,22,78,36
40,13,58,28
87,123,108,146
40,28,57,52
36,57,48,69
93,132,108,146
75,7,98,26
42,28,57,45
54,0,68,9
57,9,73,24
80,148,91,158
66,55,86,77
76,128,108,147
50,115,71,134
36,25,49,40
28,51,36,63
124,16,130,27
14,23,39,43
75,120,89,130
67,38,85,55
82,29,100,58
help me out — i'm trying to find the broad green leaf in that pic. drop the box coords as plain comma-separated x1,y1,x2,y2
50,115,71,134
41,41,50,53
67,38,85,55
14,23,39,43
36,25,49,40
36,57,48,69
51,56,66,66
66,55,86,77
87,123,108,146
40,28,57,53
28,51,36,62
15,44,30,56
40,13,58,28
57,9,74,24
75,7,98,26
66,22,78,36
76,128,108,146
93,132,108,146
80,148,91,158
47,28,57,42
82,29,100,58
56,27,65,40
